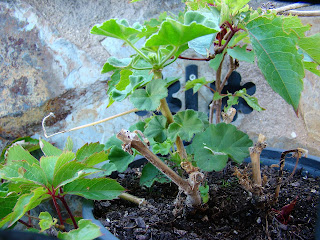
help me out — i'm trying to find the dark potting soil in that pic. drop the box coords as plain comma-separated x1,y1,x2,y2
93,162,319,240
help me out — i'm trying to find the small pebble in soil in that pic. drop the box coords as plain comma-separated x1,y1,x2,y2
257,217,261,224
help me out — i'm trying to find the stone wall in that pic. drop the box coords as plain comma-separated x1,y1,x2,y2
1,0,320,156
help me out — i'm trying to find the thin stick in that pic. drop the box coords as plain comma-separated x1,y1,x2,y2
42,108,139,138
119,193,147,206
274,3,311,13
283,10,320,16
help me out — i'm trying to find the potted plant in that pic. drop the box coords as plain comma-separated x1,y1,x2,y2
1,0,319,239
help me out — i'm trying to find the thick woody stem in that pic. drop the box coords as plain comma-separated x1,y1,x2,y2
116,130,202,207
156,71,187,160
249,134,267,186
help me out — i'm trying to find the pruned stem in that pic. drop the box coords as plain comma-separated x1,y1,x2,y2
249,134,267,186
42,108,139,138
119,192,147,206
116,130,202,207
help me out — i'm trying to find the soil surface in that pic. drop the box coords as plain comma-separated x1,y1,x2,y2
94,162,319,240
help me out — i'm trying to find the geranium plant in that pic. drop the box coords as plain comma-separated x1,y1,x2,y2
84,0,318,209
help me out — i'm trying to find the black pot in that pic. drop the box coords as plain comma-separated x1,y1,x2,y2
82,148,320,240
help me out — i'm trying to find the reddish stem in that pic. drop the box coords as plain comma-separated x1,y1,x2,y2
57,188,78,229
18,219,32,228
50,187,65,229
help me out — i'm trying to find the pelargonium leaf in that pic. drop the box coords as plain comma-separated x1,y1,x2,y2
191,123,253,171
91,19,142,41
246,15,305,111
130,78,168,111
144,115,168,143
140,163,170,188
168,109,204,142
108,146,134,173
145,13,218,48
101,57,132,74
63,178,124,200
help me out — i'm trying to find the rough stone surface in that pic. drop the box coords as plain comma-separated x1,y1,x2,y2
1,0,320,157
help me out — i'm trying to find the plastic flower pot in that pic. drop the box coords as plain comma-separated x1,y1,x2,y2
82,148,320,240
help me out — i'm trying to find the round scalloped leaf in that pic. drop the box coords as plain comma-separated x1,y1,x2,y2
168,109,204,142
191,123,252,171
145,16,218,48
144,115,168,143
91,19,142,41
130,78,168,111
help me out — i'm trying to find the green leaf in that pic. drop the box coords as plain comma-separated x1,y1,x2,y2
140,163,170,187
168,110,204,142
241,95,265,111
235,89,265,111
64,137,73,152
76,143,105,162
1,161,47,186
83,151,109,167
91,19,142,41
0,192,19,220
298,33,320,65
108,146,134,172
227,45,254,63
39,212,57,231
102,57,132,73
213,92,224,101
0,187,49,228
4,144,39,166
57,219,102,240
39,139,62,157
64,178,124,200
303,61,320,77
99,162,118,176
40,155,59,185
246,15,305,111
197,112,210,129
130,78,168,111
53,161,99,188
0,137,39,164
145,16,218,48
144,115,168,143
191,123,252,171
225,0,250,15
209,53,224,71
185,77,209,94
116,69,133,90
104,135,123,150
129,121,146,132
152,139,173,155
199,184,209,204
53,152,76,175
